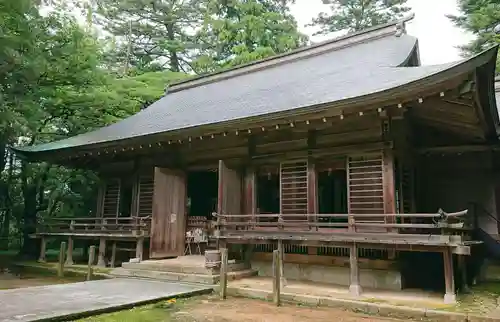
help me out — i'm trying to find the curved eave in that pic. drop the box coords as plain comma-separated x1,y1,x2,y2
11,45,499,162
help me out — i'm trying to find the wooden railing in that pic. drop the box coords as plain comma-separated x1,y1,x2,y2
37,216,152,237
215,209,469,235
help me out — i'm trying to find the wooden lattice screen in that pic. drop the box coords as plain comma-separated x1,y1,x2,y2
280,160,308,215
101,179,121,217
280,160,308,254
137,174,154,217
347,154,385,232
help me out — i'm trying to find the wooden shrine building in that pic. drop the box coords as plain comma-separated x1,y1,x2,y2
12,15,500,303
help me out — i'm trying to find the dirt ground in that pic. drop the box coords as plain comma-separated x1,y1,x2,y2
78,295,409,322
171,297,405,322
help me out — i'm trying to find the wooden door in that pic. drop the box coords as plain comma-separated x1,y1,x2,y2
218,160,242,220
150,168,187,258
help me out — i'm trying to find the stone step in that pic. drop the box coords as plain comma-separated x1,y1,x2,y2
110,267,257,285
122,261,248,275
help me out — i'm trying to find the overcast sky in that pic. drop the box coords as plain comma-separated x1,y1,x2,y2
290,0,474,65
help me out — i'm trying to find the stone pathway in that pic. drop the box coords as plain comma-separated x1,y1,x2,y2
0,278,212,322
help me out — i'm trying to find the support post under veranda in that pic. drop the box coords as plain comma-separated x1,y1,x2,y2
443,247,457,304
349,243,362,296
220,248,228,300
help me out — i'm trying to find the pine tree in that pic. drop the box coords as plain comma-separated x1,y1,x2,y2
309,0,410,35
448,0,500,66
88,0,207,73
193,0,307,73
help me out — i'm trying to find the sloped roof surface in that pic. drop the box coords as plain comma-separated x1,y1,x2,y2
13,19,497,156
15,33,420,153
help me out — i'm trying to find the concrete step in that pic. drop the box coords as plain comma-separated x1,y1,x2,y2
121,261,248,275
110,267,257,285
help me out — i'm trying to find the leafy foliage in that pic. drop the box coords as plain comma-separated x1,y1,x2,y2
448,0,500,70
0,0,308,255
308,0,410,35
194,0,307,72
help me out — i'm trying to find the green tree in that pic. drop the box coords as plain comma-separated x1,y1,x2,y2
193,0,307,72
88,0,206,73
448,0,500,70
308,0,410,35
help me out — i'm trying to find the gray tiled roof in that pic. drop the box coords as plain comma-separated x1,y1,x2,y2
12,31,489,155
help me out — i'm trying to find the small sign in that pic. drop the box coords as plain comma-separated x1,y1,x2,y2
170,213,177,223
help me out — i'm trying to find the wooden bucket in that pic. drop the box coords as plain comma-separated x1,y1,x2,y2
205,250,221,269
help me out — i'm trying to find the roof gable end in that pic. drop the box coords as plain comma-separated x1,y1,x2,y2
167,14,416,94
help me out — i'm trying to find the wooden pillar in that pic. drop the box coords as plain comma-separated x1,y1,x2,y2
97,238,106,267
87,245,95,281
443,248,456,304
349,243,361,296
58,242,66,277
220,248,228,300
273,249,281,306
38,237,47,263
459,255,470,293
383,149,397,259
243,167,256,268
65,237,74,266
135,237,144,261
110,241,117,268
277,239,286,287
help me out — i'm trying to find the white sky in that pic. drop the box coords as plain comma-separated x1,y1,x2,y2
290,0,474,65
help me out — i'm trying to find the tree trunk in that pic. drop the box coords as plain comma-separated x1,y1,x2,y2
166,22,180,72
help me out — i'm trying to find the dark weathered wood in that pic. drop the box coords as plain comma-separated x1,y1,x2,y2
459,255,470,293
58,242,66,277
220,248,228,300
272,249,281,306
150,167,187,258
218,160,243,235
87,245,96,281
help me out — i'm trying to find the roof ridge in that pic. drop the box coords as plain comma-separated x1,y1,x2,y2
166,13,415,94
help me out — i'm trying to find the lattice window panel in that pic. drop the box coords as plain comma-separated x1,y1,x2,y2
280,160,308,216
137,174,154,217
347,154,384,229
102,179,121,217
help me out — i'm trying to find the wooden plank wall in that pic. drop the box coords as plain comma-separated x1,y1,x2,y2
150,168,187,258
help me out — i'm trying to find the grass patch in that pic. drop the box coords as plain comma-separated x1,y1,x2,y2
75,297,198,322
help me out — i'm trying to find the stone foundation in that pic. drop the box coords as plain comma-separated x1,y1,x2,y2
251,261,402,291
